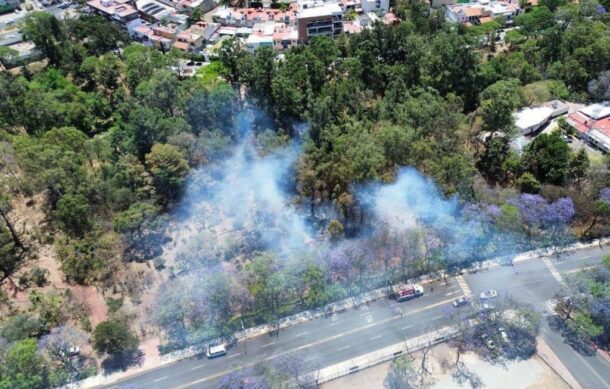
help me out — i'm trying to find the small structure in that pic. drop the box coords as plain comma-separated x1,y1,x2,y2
87,0,143,35
567,102,610,152
245,34,273,53
514,100,569,135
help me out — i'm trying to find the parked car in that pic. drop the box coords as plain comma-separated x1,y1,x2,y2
481,334,496,350
480,290,498,300
206,344,227,358
452,296,470,308
498,327,509,344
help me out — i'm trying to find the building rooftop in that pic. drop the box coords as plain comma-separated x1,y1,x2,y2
580,102,610,120
298,2,342,18
88,0,139,18
514,106,554,131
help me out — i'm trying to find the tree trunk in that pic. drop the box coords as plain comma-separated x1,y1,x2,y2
0,208,24,250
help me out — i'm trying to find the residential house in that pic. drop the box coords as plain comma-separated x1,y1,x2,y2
87,0,143,35
567,102,610,152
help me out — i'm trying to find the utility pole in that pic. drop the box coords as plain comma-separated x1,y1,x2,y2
241,319,247,355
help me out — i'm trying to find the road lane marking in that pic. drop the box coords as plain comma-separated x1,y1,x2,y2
455,275,472,296
445,291,459,296
401,325,413,330
370,335,382,341
152,376,167,382
173,297,458,389
359,312,372,316
431,315,443,321
338,345,350,351
296,331,309,337
227,353,241,359
366,315,373,324
542,257,566,286
329,322,339,327
262,342,275,348
190,364,206,370
564,265,596,274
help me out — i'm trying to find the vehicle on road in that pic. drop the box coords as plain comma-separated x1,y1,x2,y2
498,327,509,344
452,296,470,308
394,283,424,302
206,344,227,358
481,334,496,350
479,289,498,300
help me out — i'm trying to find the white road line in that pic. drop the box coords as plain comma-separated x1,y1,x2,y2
366,315,373,324
564,265,596,274
296,331,309,337
542,257,566,286
401,325,413,330
445,291,459,296
152,376,168,382
174,297,458,389
370,335,382,341
329,322,339,327
338,345,350,351
190,364,206,370
227,353,241,359
431,315,443,321
455,275,472,296
359,312,372,316
262,342,275,348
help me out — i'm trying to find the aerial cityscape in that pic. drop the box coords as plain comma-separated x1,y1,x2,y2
0,0,609,387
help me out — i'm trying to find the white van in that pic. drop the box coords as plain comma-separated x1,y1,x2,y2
206,344,227,358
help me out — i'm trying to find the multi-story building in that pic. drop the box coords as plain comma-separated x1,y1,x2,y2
296,1,343,42
87,0,142,35
361,0,389,14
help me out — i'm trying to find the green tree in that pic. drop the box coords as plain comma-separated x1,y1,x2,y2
187,7,202,26
54,193,92,236
384,356,417,389
517,172,541,194
22,12,67,66
522,132,570,185
567,148,590,186
136,70,181,116
145,144,189,203
92,320,139,355
0,338,48,389
480,79,524,135
56,234,114,284
477,136,510,184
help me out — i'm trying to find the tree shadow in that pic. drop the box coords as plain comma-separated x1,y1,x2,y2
101,350,144,374
547,316,597,357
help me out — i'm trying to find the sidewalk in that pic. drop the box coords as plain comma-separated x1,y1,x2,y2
537,336,582,389
70,238,609,388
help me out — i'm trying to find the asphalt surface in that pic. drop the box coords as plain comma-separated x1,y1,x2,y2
109,245,610,389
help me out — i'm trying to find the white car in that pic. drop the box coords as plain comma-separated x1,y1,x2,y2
206,344,227,358
498,327,509,344
480,290,498,300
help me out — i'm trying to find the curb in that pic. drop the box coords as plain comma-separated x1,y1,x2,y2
70,239,609,388
536,336,582,389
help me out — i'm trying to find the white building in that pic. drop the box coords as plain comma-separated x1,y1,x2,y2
361,0,389,14
245,34,273,53
87,0,143,35
297,1,343,42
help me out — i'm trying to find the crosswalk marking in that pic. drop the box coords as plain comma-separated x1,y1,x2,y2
542,257,566,286
455,275,472,296
545,299,557,314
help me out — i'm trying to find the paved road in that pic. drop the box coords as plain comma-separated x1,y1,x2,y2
110,245,610,389
464,246,610,389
